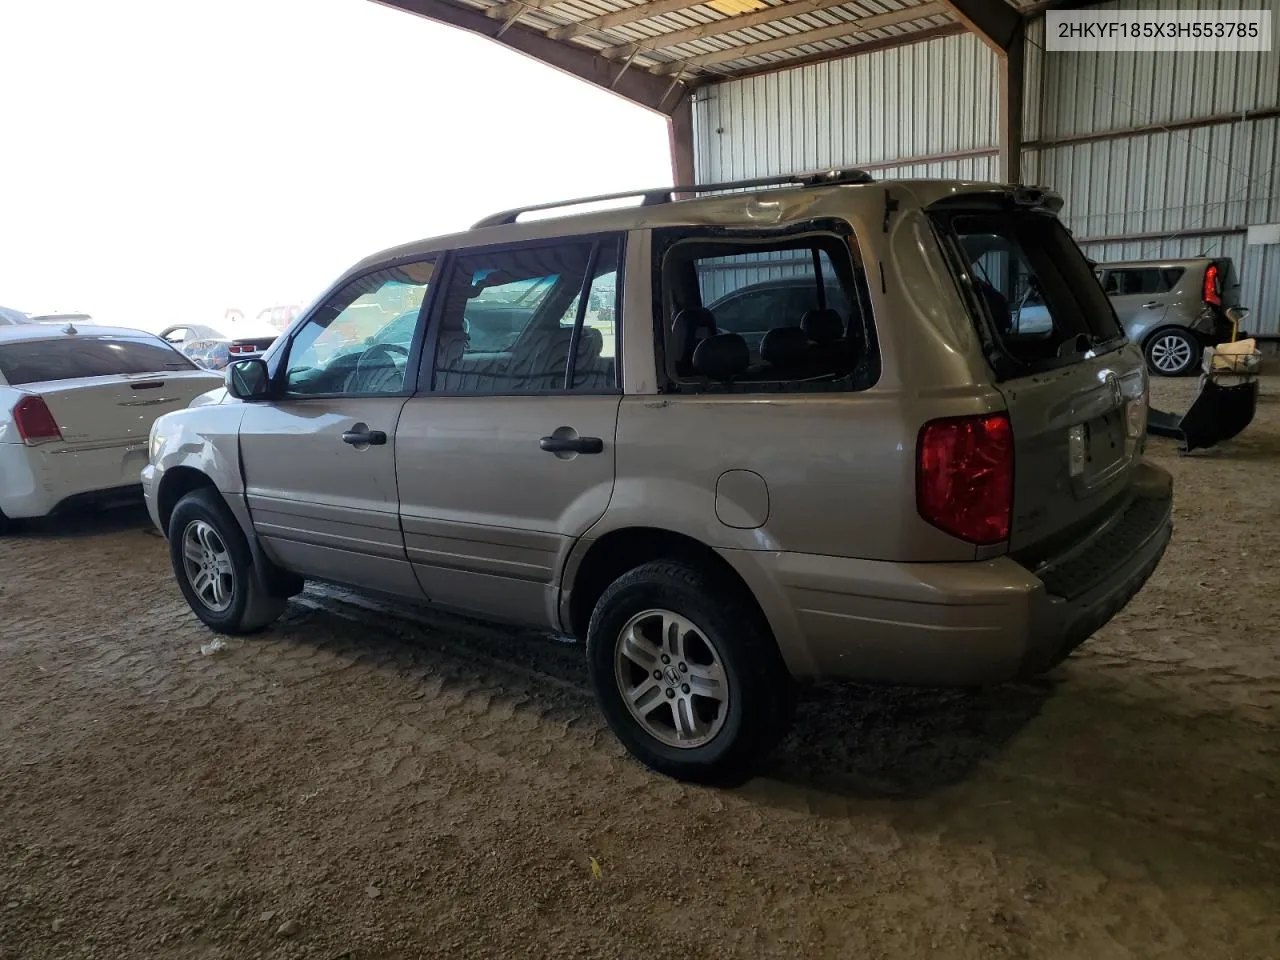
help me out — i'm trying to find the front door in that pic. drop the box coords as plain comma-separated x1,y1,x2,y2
238,258,436,596
395,236,623,628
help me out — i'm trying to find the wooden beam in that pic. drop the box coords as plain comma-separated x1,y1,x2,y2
548,0,700,42
938,0,1020,53
372,0,687,113
999,16,1024,183
647,1,949,74
484,0,557,20
668,95,696,186
601,0,855,60
940,1,1023,183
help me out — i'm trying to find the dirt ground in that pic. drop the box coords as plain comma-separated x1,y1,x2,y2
2,377,1278,960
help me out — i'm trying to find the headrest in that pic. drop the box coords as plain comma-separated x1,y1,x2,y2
673,307,716,336
759,326,810,367
692,333,749,380
801,309,844,343
575,325,603,361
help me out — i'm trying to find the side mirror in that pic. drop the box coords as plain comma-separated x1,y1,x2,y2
226,358,271,401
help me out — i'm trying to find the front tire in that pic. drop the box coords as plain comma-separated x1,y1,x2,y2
586,560,793,785
168,488,286,634
1145,328,1200,376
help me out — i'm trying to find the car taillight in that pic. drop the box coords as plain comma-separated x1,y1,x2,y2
1203,264,1221,305
917,412,1013,545
13,395,63,445
228,343,254,355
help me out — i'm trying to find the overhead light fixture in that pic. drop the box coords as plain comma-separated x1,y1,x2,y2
707,0,768,16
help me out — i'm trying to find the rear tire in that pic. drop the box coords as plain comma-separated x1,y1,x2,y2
1145,328,1200,377
586,560,794,785
168,488,286,634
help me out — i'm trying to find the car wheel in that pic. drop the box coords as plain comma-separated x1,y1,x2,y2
586,560,794,785
168,488,286,634
1145,328,1200,376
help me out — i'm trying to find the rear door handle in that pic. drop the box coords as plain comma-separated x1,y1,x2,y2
1143,300,1161,308
342,429,387,446
539,435,603,454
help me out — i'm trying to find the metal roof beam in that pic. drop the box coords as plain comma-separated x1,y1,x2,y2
938,0,1021,52
373,0,688,113
548,0,703,42
940,1,1024,184
600,0,857,60
647,1,949,74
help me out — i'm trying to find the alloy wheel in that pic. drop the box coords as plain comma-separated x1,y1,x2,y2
181,520,235,613
613,608,730,749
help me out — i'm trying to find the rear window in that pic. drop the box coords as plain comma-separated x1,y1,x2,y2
932,209,1124,378
0,336,196,385
1102,268,1184,296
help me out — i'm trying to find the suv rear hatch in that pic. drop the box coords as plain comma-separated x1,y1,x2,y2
929,191,1158,579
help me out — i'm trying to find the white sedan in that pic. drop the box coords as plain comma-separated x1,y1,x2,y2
0,323,224,532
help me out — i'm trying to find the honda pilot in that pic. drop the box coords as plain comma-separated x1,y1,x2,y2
143,170,1173,783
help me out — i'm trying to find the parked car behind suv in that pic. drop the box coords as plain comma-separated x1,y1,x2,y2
144,171,1173,783
1,324,222,532
1096,257,1240,376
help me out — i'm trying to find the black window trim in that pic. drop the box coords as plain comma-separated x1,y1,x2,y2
416,231,627,399
269,252,443,402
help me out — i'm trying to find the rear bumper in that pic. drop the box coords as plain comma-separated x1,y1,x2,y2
723,461,1173,685
0,441,149,520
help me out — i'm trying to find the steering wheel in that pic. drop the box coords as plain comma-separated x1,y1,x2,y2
352,342,409,392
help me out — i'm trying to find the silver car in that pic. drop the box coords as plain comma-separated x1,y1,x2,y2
1096,258,1239,376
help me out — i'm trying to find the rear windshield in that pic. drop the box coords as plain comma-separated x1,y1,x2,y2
932,208,1124,378
0,336,196,385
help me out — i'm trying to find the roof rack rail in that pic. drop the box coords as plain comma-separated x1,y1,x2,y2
471,168,874,229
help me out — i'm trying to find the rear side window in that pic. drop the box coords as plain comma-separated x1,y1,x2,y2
1102,268,1184,296
430,235,621,395
932,209,1124,378
654,220,877,393
0,336,196,385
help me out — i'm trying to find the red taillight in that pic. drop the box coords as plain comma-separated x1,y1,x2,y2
12,395,63,445
917,413,1013,545
228,343,254,355
1203,264,1221,305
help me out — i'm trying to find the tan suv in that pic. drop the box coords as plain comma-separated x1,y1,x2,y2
143,170,1174,783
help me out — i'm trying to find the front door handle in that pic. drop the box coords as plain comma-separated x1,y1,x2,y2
342,428,387,446
1143,300,1161,308
539,435,603,454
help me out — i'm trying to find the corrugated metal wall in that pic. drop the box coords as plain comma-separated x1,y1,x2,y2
692,0,1280,332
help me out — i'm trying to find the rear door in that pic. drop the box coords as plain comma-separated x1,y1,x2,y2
935,205,1147,561
394,235,623,628
1102,267,1175,339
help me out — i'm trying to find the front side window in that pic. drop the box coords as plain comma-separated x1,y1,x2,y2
283,259,435,396
654,222,876,394
0,336,195,385
430,237,621,395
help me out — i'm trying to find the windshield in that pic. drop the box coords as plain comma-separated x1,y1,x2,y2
0,336,197,385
